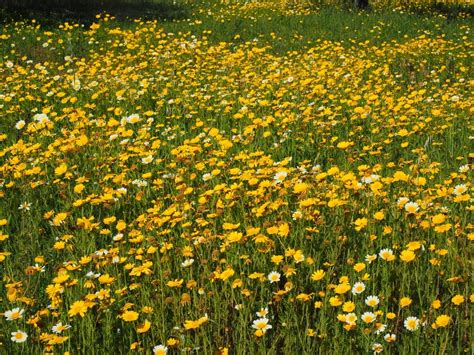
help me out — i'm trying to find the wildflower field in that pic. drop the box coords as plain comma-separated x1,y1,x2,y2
0,0,472,353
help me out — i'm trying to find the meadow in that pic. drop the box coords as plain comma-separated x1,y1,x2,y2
0,0,472,353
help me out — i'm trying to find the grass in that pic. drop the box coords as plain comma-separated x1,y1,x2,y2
0,0,472,354
0,0,189,23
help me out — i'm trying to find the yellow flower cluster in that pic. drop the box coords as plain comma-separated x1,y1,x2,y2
0,2,472,354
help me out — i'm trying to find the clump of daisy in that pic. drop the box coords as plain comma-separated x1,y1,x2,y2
18,202,32,211
33,113,50,124
459,164,469,173
452,184,467,196
372,343,383,353
365,295,380,308
267,271,281,283
361,312,376,323
404,201,419,214
202,173,212,182
181,258,194,268
384,333,396,342
404,316,420,331
15,120,26,130
379,248,396,261
352,282,366,295
256,307,269,317
273,171,288,184
4,308,24,321
141,155,154,164
252,317,272,336
153,344,168,355
125,114,140,124
11,330,28,343
52,322,72,334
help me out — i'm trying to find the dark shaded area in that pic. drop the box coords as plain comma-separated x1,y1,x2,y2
0,0,189,25
354,0,369,10
408,2,474,19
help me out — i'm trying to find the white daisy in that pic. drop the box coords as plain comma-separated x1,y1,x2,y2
4,308,24,321
273,171,288,184
153,344,168,355
351,282,366,295
252,317,272,332
181,259,194,268
10,330,28,343
404,201,419,214
365,295,380,307
404,316,420,331
15,120,26,129
267,271,281,283
453,184,467,196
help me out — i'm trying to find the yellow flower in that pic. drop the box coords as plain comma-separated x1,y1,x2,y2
227,231,243,243
76,134,88,146
314,301,323,309
431,214,446,225
217,268,235,281
451,295,464,305
342,301,355,313
329,296,342,307
55,163,68,176
68,301,88,317
103,216,117,225
353,218,368,231
434,314,451,328
431,300,441,309
296,293,312,302
184,315,208,330
271,255,284,265
137,319,151,333
293,182,309,194
278,223,290,237
393,171,409,182
406,241,422,251
353,263,365,272
121,311,139,322
311,269,325,281
399,297,412,308
74,184,85,193
98,274,115,285
386,312,396,320
336,141,353,149
166,279,184,288
267,226,279,235
399,250,415,262
373,211,385,220
166,338,179,347
116,220,127,232
334,283,351,295
223,222,240,230
434,224,452,233
249,272,265,280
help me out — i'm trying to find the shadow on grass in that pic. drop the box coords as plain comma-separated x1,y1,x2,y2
0,0,190,25
407,2,474,20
